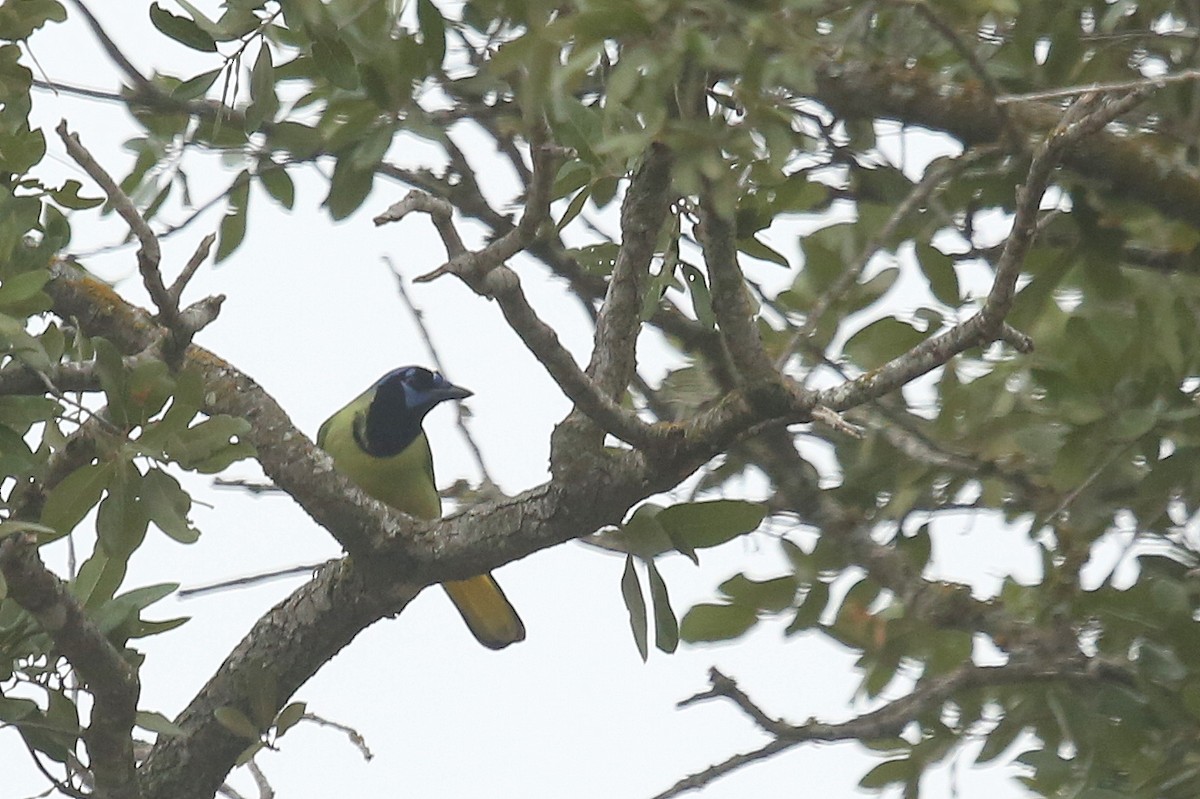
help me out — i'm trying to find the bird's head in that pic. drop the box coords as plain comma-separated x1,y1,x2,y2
358,366,472,457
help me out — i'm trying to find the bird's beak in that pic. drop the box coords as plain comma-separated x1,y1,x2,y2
437,383,473,402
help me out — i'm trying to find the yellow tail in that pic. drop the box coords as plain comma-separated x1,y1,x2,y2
442,574,525,650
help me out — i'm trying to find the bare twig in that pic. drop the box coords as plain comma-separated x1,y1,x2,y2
171,233,217,306
65,0,157,96
996,69,1200,104
892,0,1023,144
300,713,374,761
655,655,1127,798
56,122,171,321
245,760,274,799
373,192,466,258
810,405,864,438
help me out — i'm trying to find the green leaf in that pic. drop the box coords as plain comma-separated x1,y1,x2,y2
45,178,102,210
621,554,648,661
556,186,590,232
215,172,250,263
245,44,278,130
859,757,914,790
171,68,222,100
415,0,446,66
785,580,829,634
679,602,758,643
96,463,149,559
311,35,358,90
646,560,678,654
40,461,112,535
165,414,253,472
215,706,261,740
0,696,38,723
93,336,129,424
113,582,178,611
0,0,65,39
136,710,185,737
656,500,767,553
916,242,960,306
324,159,374,220
72,549,127,608
275,701,307,736
0,519,57,539
680,263,715,329
0,269,50,311
719,573,798,613
149,3,217,51
737,235,790,268
842,316,927,371
141,468,199,543
258,164,295,210
0,312,51,372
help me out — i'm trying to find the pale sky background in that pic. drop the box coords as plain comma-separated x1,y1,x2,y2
4,4,1057,798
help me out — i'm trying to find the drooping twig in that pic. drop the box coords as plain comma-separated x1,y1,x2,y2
65,0,157,97
383,257,497,489
891,0,1023,145
300,713,374,761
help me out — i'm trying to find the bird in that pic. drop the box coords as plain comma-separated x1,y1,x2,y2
317,366,525,649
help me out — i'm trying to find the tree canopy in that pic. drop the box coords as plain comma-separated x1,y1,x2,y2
4,0,1200,797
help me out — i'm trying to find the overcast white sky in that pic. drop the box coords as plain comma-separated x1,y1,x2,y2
5,5,1048,798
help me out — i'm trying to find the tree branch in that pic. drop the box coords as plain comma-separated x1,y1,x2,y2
0,536,141,798
654,655,1127,799
815,59,1198,224
815,91,1145,413
585,143,674,397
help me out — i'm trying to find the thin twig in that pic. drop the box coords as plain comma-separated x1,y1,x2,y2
793,147,993,357
300,713,374,761
171,233,217,305
55,122,173,327
894,0,1023,144
383,257,496,488
997,69,1200,104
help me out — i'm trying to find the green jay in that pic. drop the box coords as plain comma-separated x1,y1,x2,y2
317,366,525,649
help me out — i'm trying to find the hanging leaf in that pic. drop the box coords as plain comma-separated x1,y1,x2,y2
621,554,648,661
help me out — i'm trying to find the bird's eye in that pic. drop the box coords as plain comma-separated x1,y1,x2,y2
408,368,435,390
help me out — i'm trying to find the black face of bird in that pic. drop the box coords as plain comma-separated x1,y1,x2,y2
360,366,472,457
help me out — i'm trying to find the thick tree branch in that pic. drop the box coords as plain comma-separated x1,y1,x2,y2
815,59,1200,224
695,192,779,388
0,536,141,799
585,144,674,397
